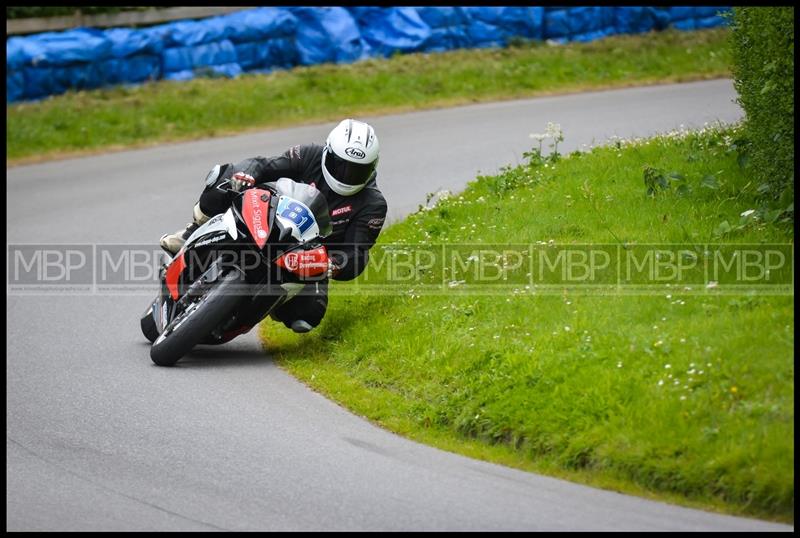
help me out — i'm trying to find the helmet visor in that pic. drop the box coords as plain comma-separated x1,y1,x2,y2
325,151,376,187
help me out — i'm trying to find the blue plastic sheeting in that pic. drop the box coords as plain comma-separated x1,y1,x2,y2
234,38,298,70
162,39,237,74
105,27,164,57
350,7,431,57
415,6,469,29
614,7,657,34
545,7,614,40
226,8,298,72
22,62,107,99
6,37,34,70
414,6,471,52
7,71,24,102
696,7,726,18
667,7,730,30
101,54,161,84
543,9,572,39
224,7,296,43
291,7,369,65
570,7,616,38
464,7,544,43
10,28,113,67
152,16,234,48
7,6,732,103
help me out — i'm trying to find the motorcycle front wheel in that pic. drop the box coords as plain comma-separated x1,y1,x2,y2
150,269,244,366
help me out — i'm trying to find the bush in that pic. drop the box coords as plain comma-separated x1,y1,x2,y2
730,7,794,214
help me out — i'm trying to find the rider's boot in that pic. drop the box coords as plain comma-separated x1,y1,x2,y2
290,320,314,333
159,203,210,255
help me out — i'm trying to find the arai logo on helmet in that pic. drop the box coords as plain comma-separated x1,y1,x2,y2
345,147,366,159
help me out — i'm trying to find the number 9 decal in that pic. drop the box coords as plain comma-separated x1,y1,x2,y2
279,201,313,234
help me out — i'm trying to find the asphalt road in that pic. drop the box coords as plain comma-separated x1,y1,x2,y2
7,79,792,531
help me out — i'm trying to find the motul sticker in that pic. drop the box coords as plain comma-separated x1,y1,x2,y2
331,205,352,216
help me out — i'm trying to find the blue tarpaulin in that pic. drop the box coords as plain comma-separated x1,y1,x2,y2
224,8,298,72
291,7,369,65
104,27,164,57
465,7,544,43
102,54,161,84
6,6,732,103
414,6,471,52
224,7,296,43
13,28,113,67
350,7,432,57
162,39,237,74
234,38,298,70
154,17,234,48
7,71,24,102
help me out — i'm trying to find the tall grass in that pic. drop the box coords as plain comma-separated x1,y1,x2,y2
262,125,793,521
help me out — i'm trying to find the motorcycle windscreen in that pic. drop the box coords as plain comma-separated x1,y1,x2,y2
275,196,326,242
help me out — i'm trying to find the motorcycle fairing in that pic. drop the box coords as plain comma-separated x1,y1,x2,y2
241,189,271,249
165,251,186,300
185,210,238,246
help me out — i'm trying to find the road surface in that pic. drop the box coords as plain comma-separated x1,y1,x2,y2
7,79,791,531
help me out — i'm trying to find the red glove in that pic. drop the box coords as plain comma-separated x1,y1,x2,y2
231,172,256,191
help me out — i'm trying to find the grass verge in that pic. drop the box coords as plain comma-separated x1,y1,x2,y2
261,124,793,522
6,28,732,165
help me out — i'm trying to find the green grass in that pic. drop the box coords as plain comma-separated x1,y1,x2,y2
6,28,732,164
260,125,794,522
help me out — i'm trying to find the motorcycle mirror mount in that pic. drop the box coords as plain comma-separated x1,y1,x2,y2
277,222,292,242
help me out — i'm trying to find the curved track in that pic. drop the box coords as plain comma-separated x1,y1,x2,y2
7,80,791,531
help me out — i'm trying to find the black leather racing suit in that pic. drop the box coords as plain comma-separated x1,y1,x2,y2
197,143,387,329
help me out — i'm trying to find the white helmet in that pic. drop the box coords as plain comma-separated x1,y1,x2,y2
321,119,380,196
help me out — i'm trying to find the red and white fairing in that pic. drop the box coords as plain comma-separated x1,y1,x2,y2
241,189,271,248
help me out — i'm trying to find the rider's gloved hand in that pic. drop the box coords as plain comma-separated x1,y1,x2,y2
231,172,256,192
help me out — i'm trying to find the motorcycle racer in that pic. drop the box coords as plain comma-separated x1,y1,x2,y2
159,119,387,333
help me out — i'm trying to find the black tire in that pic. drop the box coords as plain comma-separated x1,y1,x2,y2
140,302,159,343
150,270,244,366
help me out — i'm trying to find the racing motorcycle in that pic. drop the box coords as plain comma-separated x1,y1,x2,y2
140,177,332,366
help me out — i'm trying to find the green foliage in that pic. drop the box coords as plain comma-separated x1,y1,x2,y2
730,7,794,217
